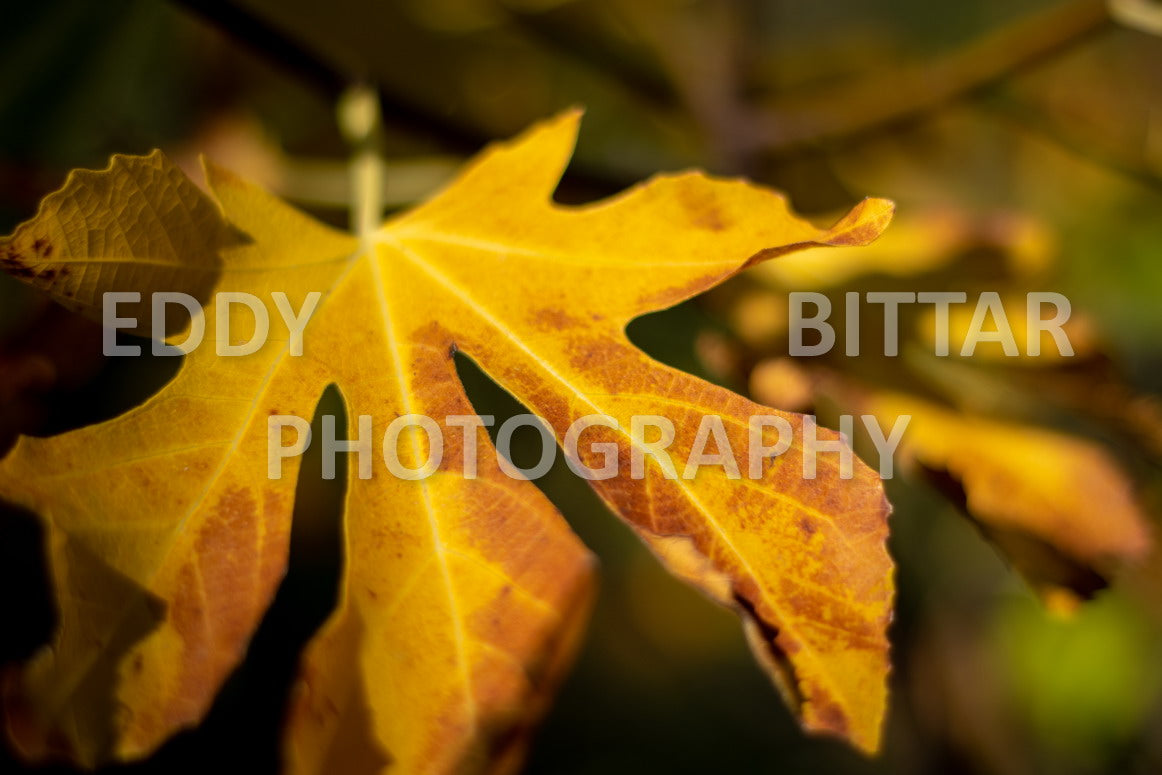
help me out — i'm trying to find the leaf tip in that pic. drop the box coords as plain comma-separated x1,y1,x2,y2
554,103,586,124
198,154,241,197
821,197,895,247
523,105,586,153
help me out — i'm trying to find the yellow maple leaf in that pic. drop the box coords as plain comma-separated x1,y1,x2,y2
0,111,895,772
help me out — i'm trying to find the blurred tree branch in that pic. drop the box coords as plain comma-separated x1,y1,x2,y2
745,0,1111,157
173,0,1162,195
1110,0,1162,36
986,95,1162,193
610,0,753,172
176,0,650,194
495,2,678,111
177,0,490,151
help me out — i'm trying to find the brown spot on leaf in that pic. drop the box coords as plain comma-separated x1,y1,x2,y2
826,222,880,247
639,273,720,311
678,185,728,231
811,694,851,738
0,248,35,278
531,307,583,331
821,198,894,247
169,564,202,635
0,243,23,266
191,487,260,646
206,487,257,541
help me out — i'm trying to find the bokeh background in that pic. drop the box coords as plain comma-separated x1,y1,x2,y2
2,1,1162,773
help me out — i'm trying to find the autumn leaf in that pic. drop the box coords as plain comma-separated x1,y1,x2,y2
0,111,895,772
749,353,1152,606
734,195,1154,604
856,389,1151,607
913,293,1098,364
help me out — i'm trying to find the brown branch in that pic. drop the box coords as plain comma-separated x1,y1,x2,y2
172,0,642,195
984,96,1162,193
746,0,1112,156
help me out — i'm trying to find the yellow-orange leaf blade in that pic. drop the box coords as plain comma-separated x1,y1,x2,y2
865,391,1150,601
1,111,897,771
364,112,894,752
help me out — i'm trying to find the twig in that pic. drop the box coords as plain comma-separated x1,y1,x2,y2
984,96,1162,194
747,0,1112,156
174,0,646,195
1110,0,1162,36
176,0,489,152
497,4,678,110
338,84,386,240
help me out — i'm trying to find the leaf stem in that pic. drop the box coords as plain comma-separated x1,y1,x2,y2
339,83,387,242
